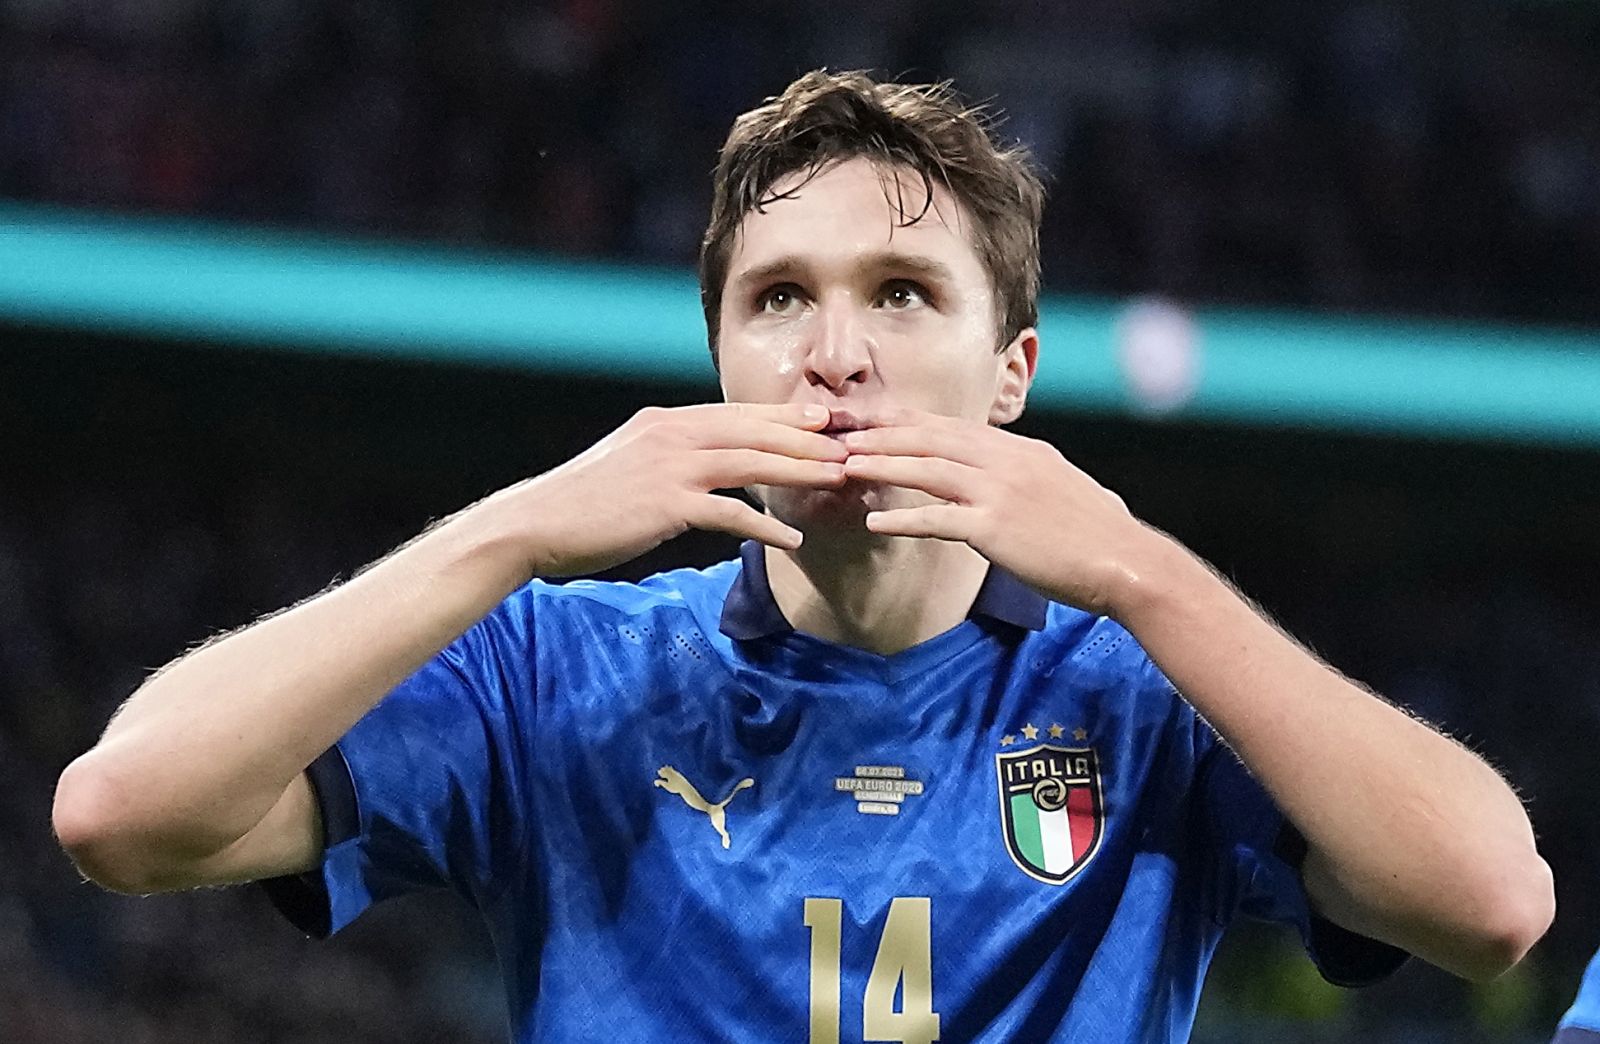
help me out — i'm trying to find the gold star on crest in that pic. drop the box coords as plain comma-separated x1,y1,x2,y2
1020,723,1039,740
1000,734,1017,746
1072,727,1088,742
1048,723,1065,739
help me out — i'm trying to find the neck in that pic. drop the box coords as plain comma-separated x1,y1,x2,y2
764,533,991,655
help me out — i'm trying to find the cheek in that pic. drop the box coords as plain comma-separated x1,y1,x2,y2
770,331,803,379
884,319,1000,410
718,326,809,401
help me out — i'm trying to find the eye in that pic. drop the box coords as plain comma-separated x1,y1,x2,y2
756,283,806,316
877,279,930,310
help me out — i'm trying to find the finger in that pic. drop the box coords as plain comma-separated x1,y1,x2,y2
697,449,847,490
685,494,803,549
699,418,849,462
710,401,832,430
871,406,968,430
839,423,989,464
864,504,974,542
842,454,979,502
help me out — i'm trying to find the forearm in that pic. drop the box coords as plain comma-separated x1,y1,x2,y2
53,401,842,891
1112,532,1552,978
56,483,539,866
833,413,1552,975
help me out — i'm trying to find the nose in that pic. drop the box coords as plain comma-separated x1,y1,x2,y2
803,298,874,391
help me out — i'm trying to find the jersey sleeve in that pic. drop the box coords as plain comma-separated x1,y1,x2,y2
259,584,540,938
1192,716,1410,987
1557,947,1600,1034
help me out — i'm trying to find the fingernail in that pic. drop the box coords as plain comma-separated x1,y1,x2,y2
804,405,828,422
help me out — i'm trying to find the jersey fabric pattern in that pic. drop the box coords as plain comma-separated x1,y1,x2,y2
263,541,1405,1043
1555,948,1600,1042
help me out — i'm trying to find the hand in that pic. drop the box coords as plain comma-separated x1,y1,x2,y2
512,402,848,577
839,409,1160,616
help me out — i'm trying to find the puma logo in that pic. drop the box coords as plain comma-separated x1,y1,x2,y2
654,766,755,849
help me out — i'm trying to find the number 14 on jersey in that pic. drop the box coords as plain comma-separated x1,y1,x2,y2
804,897,941,1044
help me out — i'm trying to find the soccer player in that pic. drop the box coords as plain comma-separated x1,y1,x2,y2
1556,950,1600,1042
54,71,1552,1041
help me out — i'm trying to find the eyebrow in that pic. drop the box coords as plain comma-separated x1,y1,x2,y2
731,252,958,294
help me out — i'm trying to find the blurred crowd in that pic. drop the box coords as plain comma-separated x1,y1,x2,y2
2,0,1599,323
3,342,1600,1042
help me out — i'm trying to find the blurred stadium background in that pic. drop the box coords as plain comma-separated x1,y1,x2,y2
3,0,1600,1041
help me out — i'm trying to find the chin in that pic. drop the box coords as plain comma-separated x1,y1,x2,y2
766,481,881,533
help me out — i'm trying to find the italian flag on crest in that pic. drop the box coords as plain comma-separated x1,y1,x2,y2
995,744,1104,885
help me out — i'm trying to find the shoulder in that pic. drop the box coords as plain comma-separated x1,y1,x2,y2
1034,603,1200,736
510,558,739,631
1036,603,1166,687
440,560,738,708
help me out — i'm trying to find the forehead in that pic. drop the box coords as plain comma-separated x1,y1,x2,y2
726,156,988,281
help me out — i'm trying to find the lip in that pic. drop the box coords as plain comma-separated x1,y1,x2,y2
819,409,875,436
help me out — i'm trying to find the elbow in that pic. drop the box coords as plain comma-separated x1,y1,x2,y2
1490,853,1557,973
1454,854,1556,982
53,754,170,895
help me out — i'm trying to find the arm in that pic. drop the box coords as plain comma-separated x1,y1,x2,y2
1111,536,1553,981
52,489,542,894
841,410,1554,981
53,403,845,894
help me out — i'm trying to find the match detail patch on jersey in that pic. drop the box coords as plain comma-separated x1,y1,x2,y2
995,744,1103,885
833,764,924,816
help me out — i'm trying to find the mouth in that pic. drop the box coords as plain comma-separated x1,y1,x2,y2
819,409,874,437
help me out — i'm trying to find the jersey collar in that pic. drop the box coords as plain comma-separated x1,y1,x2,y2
719,539,1048,640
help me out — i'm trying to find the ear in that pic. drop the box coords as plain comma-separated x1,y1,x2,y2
988,327,1038,425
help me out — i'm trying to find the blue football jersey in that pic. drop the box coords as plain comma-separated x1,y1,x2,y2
264,542,1404,1042
1556,948,1600,1042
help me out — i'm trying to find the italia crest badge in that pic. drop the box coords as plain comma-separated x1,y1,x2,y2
995,739,1104,885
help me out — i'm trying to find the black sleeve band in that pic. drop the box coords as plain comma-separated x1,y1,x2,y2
1275,822,1410,987
257,745,357,939
306,743,359,846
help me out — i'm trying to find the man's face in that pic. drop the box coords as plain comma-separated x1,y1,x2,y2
716,156,1032,531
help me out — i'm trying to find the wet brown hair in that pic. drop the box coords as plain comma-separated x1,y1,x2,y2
699,69,1044,359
